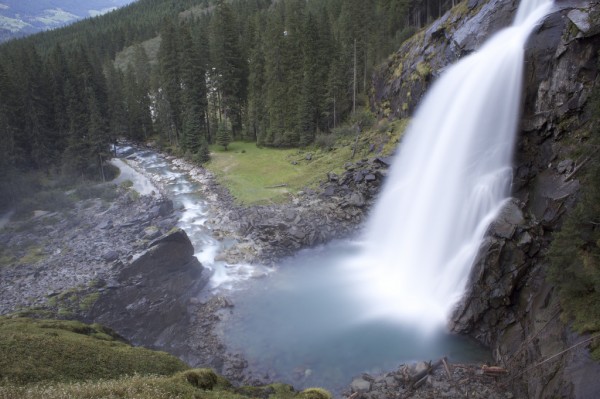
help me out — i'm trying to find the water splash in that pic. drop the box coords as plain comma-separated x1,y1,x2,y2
350,0,553,332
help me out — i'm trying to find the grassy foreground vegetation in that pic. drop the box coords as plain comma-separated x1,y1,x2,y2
206,116,408,205
0,317,332,399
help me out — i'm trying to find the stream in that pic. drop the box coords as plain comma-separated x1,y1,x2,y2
117,146,491,394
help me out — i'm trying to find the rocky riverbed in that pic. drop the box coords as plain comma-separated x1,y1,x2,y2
0,150,518,398
0,187,177,316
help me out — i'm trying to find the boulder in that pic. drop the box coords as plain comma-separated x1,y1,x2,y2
90,228,208,349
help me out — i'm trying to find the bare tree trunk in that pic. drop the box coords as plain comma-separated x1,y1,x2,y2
353,38,357,115
333,94,337,128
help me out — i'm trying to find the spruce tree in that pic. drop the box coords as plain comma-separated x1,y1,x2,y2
210,0,248,137
216,123,232,151
157,19,182,143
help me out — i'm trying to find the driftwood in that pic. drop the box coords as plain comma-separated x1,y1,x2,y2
482,365,509,376
442,357,452,380
411,359,444,389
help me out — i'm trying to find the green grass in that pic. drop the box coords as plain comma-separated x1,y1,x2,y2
0,375,318,399
0,317,332,399
205,119,408,205
0,317,188,385
206,142,352,204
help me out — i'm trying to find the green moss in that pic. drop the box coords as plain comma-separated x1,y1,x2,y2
17,245,45,266
78,292,100,311
392,61,403,78
416,61,431,79
298,388,333,399
120,179,134,189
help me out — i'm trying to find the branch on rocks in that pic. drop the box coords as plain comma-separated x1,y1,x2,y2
442,357,452,380
482,365,509,376
565,156,590,181
410,358,444,389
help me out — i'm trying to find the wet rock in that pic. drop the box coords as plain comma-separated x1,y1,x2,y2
351,377,372,393
102,250,119,262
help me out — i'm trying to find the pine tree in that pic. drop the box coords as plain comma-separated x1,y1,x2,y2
247,13,267,144
210,0,248,137
157,19,182,143
104,62,128,147
180,25,208,149
216,123,232,151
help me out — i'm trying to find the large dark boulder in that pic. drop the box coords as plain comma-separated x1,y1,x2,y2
90,228,208,353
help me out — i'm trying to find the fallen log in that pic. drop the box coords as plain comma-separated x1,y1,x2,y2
442,357,452,380
482,365,509,376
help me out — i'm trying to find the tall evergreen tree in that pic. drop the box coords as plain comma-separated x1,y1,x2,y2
247,13,267,143
180,26,208,151
210,0,248,137
157,19,182,144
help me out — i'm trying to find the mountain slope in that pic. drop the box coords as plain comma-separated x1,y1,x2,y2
0,0,137,42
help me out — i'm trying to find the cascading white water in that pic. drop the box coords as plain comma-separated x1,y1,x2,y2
350,0,553,331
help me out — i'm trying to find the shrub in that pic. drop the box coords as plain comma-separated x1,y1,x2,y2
314,133,337,150
299,387,333,399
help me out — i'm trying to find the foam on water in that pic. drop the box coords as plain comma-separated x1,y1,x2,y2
120,148,271,290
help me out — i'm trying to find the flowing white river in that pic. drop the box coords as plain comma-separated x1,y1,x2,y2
348,0,554,331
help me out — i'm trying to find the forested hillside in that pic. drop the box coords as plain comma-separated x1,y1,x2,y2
0,0,455,209
0,0,137,43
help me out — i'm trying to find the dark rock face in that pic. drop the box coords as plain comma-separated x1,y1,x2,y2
372,0,519,120
373,0,600,397
90,228,209,355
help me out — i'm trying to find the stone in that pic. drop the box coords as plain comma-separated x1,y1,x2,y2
97,220,113,230
347,192,366,207
567,9,591,33
143,226,161,240
556,159,574,174
351,377,372,393
102,250,119,262
305,153,313,161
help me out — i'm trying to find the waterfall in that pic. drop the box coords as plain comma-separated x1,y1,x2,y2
350,0,553,331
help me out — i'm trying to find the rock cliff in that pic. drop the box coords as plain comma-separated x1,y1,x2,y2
371,0,600,397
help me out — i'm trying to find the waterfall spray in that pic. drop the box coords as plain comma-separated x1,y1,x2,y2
350,0,554,331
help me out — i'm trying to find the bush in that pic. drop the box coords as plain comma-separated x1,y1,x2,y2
299,388,332,399
314,133,337,150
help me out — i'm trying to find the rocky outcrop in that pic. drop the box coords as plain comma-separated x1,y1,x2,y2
372,0,600,397
372,0,520,119
90,228,209,351
0,189,178,316
213,157,390,264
